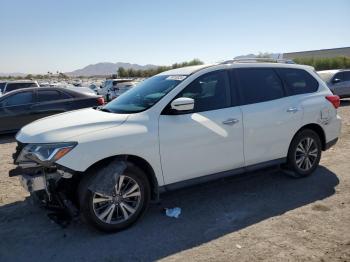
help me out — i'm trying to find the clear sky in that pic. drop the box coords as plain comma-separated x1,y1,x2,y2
0,0,349,74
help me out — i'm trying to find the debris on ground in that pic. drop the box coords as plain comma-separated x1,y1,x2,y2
164,207,181,218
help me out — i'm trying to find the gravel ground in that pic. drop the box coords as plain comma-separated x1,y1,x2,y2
0,100,350,262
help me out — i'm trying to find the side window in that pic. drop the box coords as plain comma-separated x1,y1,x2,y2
37,90,64,102
278,68,319,95
176,70,230,113
333,72,344,83
2,92,33,106
237,68,284,105
342,72,350,81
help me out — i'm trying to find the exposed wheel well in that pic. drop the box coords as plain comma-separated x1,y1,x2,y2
84,155,159,201
295,123,326,150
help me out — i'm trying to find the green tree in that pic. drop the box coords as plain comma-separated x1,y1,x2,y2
118,67,127,77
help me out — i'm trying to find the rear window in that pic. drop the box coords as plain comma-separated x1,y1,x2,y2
236,68,285,105
277,68,319,95
5,82,38,92
37,90,70,102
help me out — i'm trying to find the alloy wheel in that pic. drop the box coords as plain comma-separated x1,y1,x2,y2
92,175,141,224
295,137,319,171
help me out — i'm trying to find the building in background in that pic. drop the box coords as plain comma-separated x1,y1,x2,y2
283,47,350,59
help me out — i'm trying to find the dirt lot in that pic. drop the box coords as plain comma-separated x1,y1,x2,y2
1,101,350,262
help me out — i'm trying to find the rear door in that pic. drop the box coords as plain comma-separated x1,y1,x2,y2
0,91,35,132
235,68,303,166
31,89,73,119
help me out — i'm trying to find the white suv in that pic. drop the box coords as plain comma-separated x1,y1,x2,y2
11,61,341,232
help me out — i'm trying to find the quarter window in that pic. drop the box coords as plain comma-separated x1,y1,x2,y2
237,68,284,105
278,68,319,95
176,70,230,113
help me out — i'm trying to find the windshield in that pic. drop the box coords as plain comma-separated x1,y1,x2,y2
103,75,186,113
0,83,6,92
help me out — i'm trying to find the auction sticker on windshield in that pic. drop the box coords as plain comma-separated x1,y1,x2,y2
166,75,187,81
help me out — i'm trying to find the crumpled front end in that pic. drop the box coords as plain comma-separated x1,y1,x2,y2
10,140,80,217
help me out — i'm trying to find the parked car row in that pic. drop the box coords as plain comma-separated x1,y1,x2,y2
0,87,104,134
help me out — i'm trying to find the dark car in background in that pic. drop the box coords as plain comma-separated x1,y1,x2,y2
2,80,39,94
0,87,104,134
318,69,350,98
0,81,7,94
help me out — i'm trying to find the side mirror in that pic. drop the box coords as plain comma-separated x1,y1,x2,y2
333,78,341,84
171,97,194,112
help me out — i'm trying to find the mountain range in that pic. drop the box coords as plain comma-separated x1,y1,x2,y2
0,72,26,77
66,62,158,76
0,62,159,77
1,54,283,77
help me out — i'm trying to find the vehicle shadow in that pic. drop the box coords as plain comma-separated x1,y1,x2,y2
0,133,16,144
0,166,339,262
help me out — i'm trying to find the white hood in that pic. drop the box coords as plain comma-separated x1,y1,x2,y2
16,108,129,143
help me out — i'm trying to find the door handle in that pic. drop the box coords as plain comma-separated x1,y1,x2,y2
287,107,299,113
222,118,239,125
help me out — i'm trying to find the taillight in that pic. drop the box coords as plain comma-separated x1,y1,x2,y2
97,97,105,105
326,95,340,109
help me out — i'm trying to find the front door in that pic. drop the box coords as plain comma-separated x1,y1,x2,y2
0,91,35,132
159,70,244,185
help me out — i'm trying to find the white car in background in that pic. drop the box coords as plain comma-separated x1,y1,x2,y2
98,79,135,100
108,81,138,101
11,61,341,232
2,80,39,94
88,84,100,94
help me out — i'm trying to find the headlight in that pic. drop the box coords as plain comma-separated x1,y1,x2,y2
16,142,77,165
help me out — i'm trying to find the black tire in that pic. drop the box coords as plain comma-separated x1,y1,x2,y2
79,161,150,232
285,129,322,178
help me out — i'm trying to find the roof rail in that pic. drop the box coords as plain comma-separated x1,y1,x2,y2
221,58,295,64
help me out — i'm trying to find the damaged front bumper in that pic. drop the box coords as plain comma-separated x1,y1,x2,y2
10,164,70,198
20,173,47,193
10,164,80,218
10,140,82,223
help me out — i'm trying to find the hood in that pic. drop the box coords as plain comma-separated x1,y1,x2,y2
16,108,129,143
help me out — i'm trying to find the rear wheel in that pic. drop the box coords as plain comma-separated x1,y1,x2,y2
79,161,150,232
285,129,322,178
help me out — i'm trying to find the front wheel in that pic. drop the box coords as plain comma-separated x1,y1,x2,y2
285,129,322,178
79,162,150,232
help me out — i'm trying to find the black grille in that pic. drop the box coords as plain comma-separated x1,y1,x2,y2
12,141,27,164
